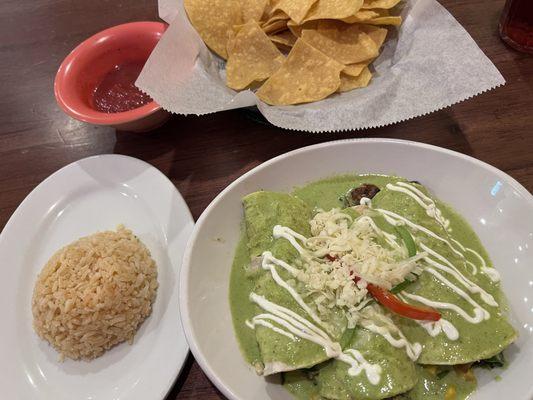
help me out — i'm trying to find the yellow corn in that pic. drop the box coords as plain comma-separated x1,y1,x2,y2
445,386,457,400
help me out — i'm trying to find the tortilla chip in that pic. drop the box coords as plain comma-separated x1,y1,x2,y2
269,30,297,50
273,0,318,24
263,0,280,18
362,0,401,9
184,0,243,59
287,20,299,36
342,62,367,76
366,16,402,25
261,9,289,25
226,29,237,54
360,24,388,47
286,20,319,37
262,19,289,34
256,39,344,105
301,21,379,64
226,20,285,90
242,0,268,22
340,26,386,76
338,67,372,92
341,9,383,23
302,0,364,23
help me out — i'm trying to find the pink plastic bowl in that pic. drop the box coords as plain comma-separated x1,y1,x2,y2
55,21,169,132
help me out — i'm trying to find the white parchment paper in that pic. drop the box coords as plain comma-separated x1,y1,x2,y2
137,0,505,132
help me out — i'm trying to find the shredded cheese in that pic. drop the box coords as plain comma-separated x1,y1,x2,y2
288,208,424,328
307,208,421,289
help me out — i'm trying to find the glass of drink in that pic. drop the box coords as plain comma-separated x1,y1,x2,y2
499,0,533,54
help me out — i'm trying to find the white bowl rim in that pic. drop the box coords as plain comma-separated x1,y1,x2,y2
179,138,533,400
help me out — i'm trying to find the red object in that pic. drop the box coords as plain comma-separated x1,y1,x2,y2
54,21,169,132
365,282,441,321
325,254,337,261
499,0,533,54
93,61,153,113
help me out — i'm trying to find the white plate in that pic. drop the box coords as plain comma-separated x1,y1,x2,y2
180,138,533,400
0,155,193,400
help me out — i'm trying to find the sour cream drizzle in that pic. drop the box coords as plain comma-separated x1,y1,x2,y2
273,225,309,257
338,350,382,384
246,315,297,341
412,317,459,341
359,317,422,361
247,292,382,383
480,266,501,283
261,251,324,327
261,250,301,277
451,238,501,282
386,182,451,231
248,293,335,351
401,292,486,324
465,260,478,275
386,181,501,283
364,184,501,301
419,243,498,307
423,268,490,320
369,202,488,301
372,206,465,259
358,216,403,252
359,185,503,339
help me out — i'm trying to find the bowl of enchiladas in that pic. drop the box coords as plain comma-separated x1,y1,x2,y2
180,139,533,400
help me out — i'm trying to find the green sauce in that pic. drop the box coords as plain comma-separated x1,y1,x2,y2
398,366,477,400
283,366,477,400
229,174,516,399
283,370,322,400
229,231,262,366
292,174,399,211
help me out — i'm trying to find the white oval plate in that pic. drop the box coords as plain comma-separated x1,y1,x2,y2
0,155,193,400
181,139,533,400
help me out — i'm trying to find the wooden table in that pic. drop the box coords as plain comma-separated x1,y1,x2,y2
1,0,531,398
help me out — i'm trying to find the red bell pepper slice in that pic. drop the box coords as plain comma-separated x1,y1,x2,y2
365,281,441,321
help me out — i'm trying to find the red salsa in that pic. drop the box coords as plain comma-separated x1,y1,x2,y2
92,61,152,113
499,0,533,54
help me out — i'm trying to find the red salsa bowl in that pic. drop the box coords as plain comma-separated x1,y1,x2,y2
54,21,168,132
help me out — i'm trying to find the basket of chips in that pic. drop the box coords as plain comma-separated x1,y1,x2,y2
137,0,507,132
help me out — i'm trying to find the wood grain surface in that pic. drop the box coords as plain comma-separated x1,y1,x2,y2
0,0,531,398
